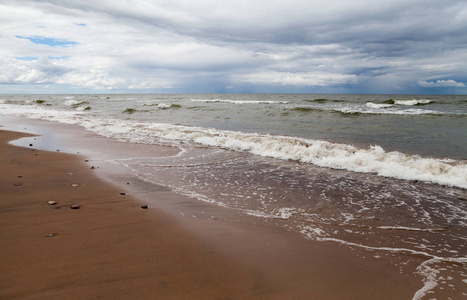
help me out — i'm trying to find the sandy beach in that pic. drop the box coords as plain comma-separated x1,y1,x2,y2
0,129,266,299
0,127,425,299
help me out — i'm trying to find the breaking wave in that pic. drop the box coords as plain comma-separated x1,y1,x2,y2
334,107,447,116
135,125,466,189
142,103,181,109
2,104,466,189
365,102,394,109
288,103,455,116
383,99,433,106
64,100,89,106
191,99,289,104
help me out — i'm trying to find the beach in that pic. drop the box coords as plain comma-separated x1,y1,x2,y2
1,126,425,299
0,129,268,299
2,0,467,297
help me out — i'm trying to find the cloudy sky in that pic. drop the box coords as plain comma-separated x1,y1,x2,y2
1,0,466,94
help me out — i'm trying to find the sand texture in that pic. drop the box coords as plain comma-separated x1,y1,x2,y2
0,130,266,299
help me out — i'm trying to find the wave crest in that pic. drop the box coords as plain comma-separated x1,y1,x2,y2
191,99,289,104
2,104,466,189
383,99,432,106
140,124,467,189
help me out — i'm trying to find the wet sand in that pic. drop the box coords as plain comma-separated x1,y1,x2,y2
0,128,423,299
0,130,265,299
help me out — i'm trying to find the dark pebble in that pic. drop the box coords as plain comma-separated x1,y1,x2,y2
45,234,54,237
70,204,80,209
141,205,148,209
120,192,126,195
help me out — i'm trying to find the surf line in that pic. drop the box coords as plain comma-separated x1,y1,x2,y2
313,236,467,300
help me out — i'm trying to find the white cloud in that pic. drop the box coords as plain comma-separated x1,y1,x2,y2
0,56,68,84
417,79,466,88
128,79,172,90
234,71,358,86
0,0,466,93
56,71,125,90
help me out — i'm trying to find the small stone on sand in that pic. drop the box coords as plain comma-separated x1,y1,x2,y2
71,183,79,187
47,200,57,205
45,234,54,237
70,204,80,209
120,192,126,195
141,205,148,209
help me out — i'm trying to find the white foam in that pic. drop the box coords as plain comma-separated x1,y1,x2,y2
377,226,445,232
412,259,440,300
335,107,443,116
273,207,302,220
298,224,467,300
394,99,431,106
300,226,326,238
314,236,467,264
191,99,289,104
157,103,171,109
242,207,303,220
148,126,467,189
64,100,88,106
365,102,394,109
141,103,179,109
2,103,467,189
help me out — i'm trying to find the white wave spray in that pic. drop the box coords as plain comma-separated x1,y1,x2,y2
2,104,467,189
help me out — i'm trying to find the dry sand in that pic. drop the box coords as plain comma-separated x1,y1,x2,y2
0,129,423,299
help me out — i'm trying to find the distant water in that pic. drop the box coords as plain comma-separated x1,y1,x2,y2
1,94,467,299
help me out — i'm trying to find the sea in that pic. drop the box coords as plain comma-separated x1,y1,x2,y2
1,93,466,299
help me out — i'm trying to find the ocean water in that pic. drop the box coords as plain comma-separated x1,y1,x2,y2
1,93,467,298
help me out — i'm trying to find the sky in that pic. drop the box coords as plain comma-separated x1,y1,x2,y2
0,0,466,94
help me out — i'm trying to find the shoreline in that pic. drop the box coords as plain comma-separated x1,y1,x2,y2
0,124,426,299
0,129,265,299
